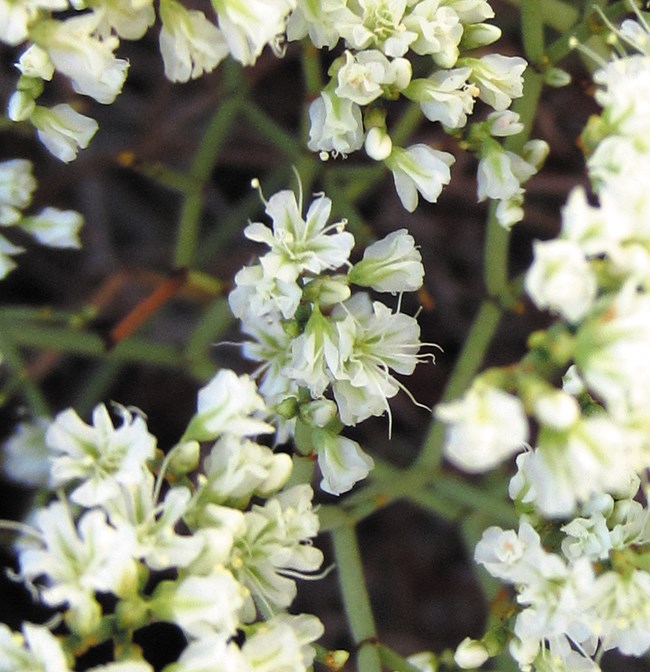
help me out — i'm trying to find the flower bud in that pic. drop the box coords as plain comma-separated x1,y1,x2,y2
460,23,502,50
454,637,489,669
364,126,393,161
299,399,338,428
167,440,200,475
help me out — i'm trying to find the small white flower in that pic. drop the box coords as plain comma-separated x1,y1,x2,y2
19,207,83,248
211,0,295,65
454,637,489,669
2,417,51,487
189,369,274,441
328,293,426,426
364,125,393,160
0,623,71,672
436,381,528,473
525,239,597,323
348,228,424,293
159,0,228,82
152,570,245,638
307,88,364,156
386,143,455,212
203,434,293,504
0,234,23,278
0,159,36,225
33,12,128,104
19,502,138,613
404,67,476,129
31,104,98,163
16,44,54,80
244,189,354,282
46,403,156,507
464,53,527,110
312,429,374,495
403,3,463,66
169,634,248,672
242,614,324,672
335,49,411,105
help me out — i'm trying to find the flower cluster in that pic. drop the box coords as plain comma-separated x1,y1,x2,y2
229,182,433,494
297,0,541,217
4,369,324,672
434,10,650,670
1,0,545,221
0,158,83,277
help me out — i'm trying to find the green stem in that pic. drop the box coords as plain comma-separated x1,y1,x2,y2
545,0,635,64
521,0,545,64
377,643,425,672
500,0,580,33
242,104,302,159
174,92,244,269
330,524,381,672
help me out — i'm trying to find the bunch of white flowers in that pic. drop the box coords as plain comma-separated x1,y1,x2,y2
229,181,433,494
433,10,650,670
1,0,546,223
4,368,324,672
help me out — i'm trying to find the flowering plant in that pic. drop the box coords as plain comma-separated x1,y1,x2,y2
2,1,650,672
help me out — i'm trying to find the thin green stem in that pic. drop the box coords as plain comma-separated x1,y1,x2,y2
330,524,381,672
500,0,580,33
545,1,636,64
242,104,302,159
174,91,245,269
377,644,425,672
521,0,545,64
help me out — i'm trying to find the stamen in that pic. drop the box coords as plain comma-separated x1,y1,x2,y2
251,177,268,206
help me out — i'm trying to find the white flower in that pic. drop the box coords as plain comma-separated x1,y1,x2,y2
211,0,295,65
454,637,489,669
244,189,354,282
2,417,51,487
202,434,292,505
45,404,156,507
575,283,650,419
0,0,67,45
286,0,346,49
328,293,426,426
335,49,411,105
348,228,424,293
188,369,274,441
385,143,455,212
404,67,476,129
94,0,156,40
229,263,302,321
104,472,202,571
464,54,527,110
312,429,374,495
0,159,36,225
169,634,248,672
516,416,640,517
436,381,528,473
232,485,322,619
533,389,580,431
0,623,70,672
33,12,128,104
525,239,597,323
18,502,138,615
152,570,245,638
242,614,324,672
590,569,650,656
159,0,228,82
364,125,393,160
31,104,98,163
403,2,463,66
19,207,83,248
46,403,156,507
16,44,54,80
308,87,364,156
336,0,416,57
